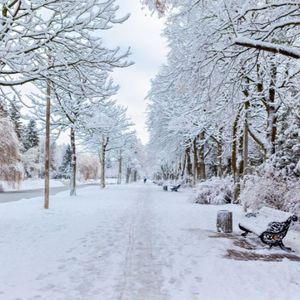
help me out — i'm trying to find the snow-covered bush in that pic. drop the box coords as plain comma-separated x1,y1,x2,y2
283,182,300,217
241,171,300,219
240,173,287,211
78,154,99,181
192,177,233,205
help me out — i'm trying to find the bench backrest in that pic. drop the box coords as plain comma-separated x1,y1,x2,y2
241,207,294,236
258,207,292,222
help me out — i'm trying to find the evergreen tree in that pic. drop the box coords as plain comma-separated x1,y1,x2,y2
9,102,24,141
271,110,300,178
58,145,72,178
23,119,39,151
0,99,8,116
50,141,57,173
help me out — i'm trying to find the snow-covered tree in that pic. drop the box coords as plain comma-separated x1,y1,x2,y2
84,101,134,188
8,0,132,204
0,113,23,186
9,102,24,143
22,146,40,179
57,145,72,179
23,119,39,151
145,0,300,207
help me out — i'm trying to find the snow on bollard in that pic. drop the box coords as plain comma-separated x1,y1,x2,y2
217,210,232,233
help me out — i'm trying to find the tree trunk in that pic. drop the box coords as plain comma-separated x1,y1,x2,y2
185,145,193,181
100,143,106,189
243,102,249,175
193,138,198,185
70,127,76,196
44,79,51,209
177,160,181,180
216,140,223,177
117,151,122,184
133,170,137,182
232,107,242,203
181,153,186,179
198,132,206,180
242,82,250,175
267,63,277,156
126,167,131,183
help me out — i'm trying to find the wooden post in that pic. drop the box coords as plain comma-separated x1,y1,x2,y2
70,127,76,196
44,79,51,209
217,210,233,233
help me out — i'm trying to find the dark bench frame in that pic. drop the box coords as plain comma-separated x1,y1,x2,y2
170,184,181,192
239,215,298,252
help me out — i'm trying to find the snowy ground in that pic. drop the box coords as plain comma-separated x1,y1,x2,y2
0,183,300,300
0,179,65,192
0,178,118,192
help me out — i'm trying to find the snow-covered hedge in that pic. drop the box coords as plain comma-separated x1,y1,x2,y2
192,177,233,205
240,173,300,218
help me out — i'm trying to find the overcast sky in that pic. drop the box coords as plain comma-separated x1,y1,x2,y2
102,1,168,144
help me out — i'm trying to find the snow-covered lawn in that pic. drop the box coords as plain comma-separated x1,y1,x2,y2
0,183,300,300
0,178,119,192
0,179,65,192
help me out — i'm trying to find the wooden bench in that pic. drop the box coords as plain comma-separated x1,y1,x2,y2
239,207,298,252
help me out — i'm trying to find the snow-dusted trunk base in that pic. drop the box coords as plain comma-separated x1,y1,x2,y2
70,128,76,196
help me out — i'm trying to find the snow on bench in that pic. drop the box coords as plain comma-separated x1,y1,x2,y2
239,207,298,252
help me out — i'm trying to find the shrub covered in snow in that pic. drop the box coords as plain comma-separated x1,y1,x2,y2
240,173,287,211
240,172,300,218
283,184,300,217
77,154,99,181
192,177,233,205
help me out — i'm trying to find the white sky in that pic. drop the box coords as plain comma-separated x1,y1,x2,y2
102,1,168,144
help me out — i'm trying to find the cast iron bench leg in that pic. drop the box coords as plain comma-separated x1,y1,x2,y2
239,224,251,237
278,241,292,252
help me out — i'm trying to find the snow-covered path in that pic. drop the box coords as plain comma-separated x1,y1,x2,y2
0,183,300,300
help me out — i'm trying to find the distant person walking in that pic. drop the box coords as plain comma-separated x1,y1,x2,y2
143,177,147,184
